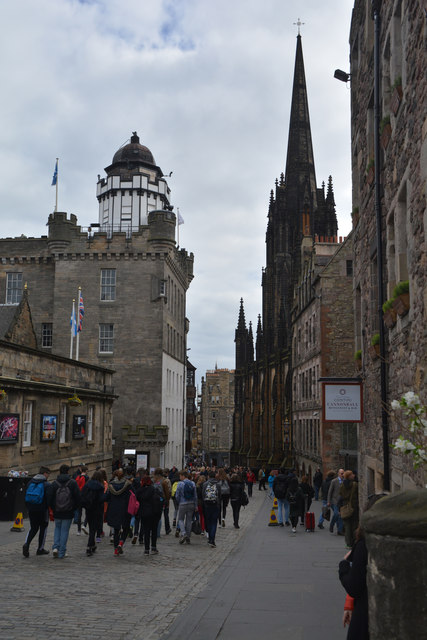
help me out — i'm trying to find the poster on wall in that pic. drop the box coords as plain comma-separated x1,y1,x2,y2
136,452,149,470
40,415,57,441
72,415,86,439
322,382,363,423
0,414,19,444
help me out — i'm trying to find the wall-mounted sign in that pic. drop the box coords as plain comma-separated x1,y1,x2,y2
40,415,57,441
0,414,19,444
72,415,86,439
322,382,363,423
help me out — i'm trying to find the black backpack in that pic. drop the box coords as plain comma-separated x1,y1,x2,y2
55,480,74,512
81,484,99,510
274,476,287,499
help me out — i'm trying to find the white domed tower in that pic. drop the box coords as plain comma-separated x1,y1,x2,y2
96,132,172,231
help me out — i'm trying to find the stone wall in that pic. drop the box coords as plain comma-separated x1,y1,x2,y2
350,0,426,499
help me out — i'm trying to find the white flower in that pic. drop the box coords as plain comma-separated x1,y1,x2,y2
391,400,401,410
403,391,419,407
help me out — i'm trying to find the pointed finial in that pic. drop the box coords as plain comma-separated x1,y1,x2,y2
293,18,305,35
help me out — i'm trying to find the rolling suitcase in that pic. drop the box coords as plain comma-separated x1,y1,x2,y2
305,511,315,532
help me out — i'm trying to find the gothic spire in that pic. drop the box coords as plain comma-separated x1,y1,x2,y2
284,35,317,215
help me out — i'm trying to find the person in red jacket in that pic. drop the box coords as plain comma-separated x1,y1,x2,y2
246,468,256,497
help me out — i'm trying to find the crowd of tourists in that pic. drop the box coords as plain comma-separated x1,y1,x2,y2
21,463,255,559
22,460,371,639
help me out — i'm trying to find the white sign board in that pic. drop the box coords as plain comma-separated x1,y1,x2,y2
136,453,148,470
322,382,363,423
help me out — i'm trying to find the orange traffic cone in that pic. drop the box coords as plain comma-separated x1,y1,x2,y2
10,512,25,532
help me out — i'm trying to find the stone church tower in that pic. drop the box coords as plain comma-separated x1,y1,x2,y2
233,35,338,467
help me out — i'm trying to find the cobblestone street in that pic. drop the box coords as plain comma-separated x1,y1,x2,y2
0,491,264,640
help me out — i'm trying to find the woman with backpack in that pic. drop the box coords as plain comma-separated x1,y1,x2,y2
80,470,106,556
105,468,133,556
229,473,245,529
135,475,163,554
217,468,230,527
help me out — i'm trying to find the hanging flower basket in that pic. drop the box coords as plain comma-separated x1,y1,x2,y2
67,393,82,407
0,389,7,405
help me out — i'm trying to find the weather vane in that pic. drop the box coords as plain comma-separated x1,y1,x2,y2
293,18,305,35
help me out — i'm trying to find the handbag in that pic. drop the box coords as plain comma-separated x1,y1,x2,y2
340,502,354,519
191,515,202,535
127,490,140,516
322,505,331,521
241,490,249,507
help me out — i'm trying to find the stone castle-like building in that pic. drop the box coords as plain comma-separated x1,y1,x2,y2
0,133,194,469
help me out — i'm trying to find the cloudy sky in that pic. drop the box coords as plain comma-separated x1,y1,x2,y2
0,0,354,385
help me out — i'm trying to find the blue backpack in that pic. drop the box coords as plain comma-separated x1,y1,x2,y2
25,481,45,505
183,480,194,500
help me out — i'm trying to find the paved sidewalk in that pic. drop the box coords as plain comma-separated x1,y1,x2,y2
0,490,264,640
162,494,348,640
0,491,347,640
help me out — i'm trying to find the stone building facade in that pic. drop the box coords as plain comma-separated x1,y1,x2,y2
200,368,234,467
0,289,114,475
0,134,194,469
292,234,356,480
350,1,426,495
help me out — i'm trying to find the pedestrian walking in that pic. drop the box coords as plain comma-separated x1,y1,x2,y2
229,473,245,529
246,468,256,497
175,470,197,544
135,475,163,554
48,464,81,558
339,471,359,548
217,468,230,527
258,467,267,491
285,477,305,533
202,470,221,547
105,468,133,556
317,470,335,529
299,475,315,525
328,469,345,536
313,467,323,501
272,467,289,527
22,466,51,557
80,470,105,556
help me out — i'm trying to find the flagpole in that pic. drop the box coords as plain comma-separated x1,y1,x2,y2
55,157,59,212
70,299,75,359
177,207,180,247
76,287,81,361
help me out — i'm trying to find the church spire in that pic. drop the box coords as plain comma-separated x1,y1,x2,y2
284,34,317,222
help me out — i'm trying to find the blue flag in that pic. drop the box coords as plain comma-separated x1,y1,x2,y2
51,160,58,186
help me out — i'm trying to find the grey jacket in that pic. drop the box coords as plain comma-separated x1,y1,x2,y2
327,477,342,505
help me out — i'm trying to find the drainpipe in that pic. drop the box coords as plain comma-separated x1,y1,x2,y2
372,0,390,491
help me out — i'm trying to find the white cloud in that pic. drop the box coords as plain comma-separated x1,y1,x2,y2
0,0,354,383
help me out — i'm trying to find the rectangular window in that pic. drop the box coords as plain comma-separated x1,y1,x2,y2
99,324,114,353
346,260,353,277
101,269,116,301
6,272,23,304
60,404,67,444
41,323,53,348
88,405,94,441
23,401,33,447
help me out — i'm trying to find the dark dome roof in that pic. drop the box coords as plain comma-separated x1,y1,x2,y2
112,132,155,166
